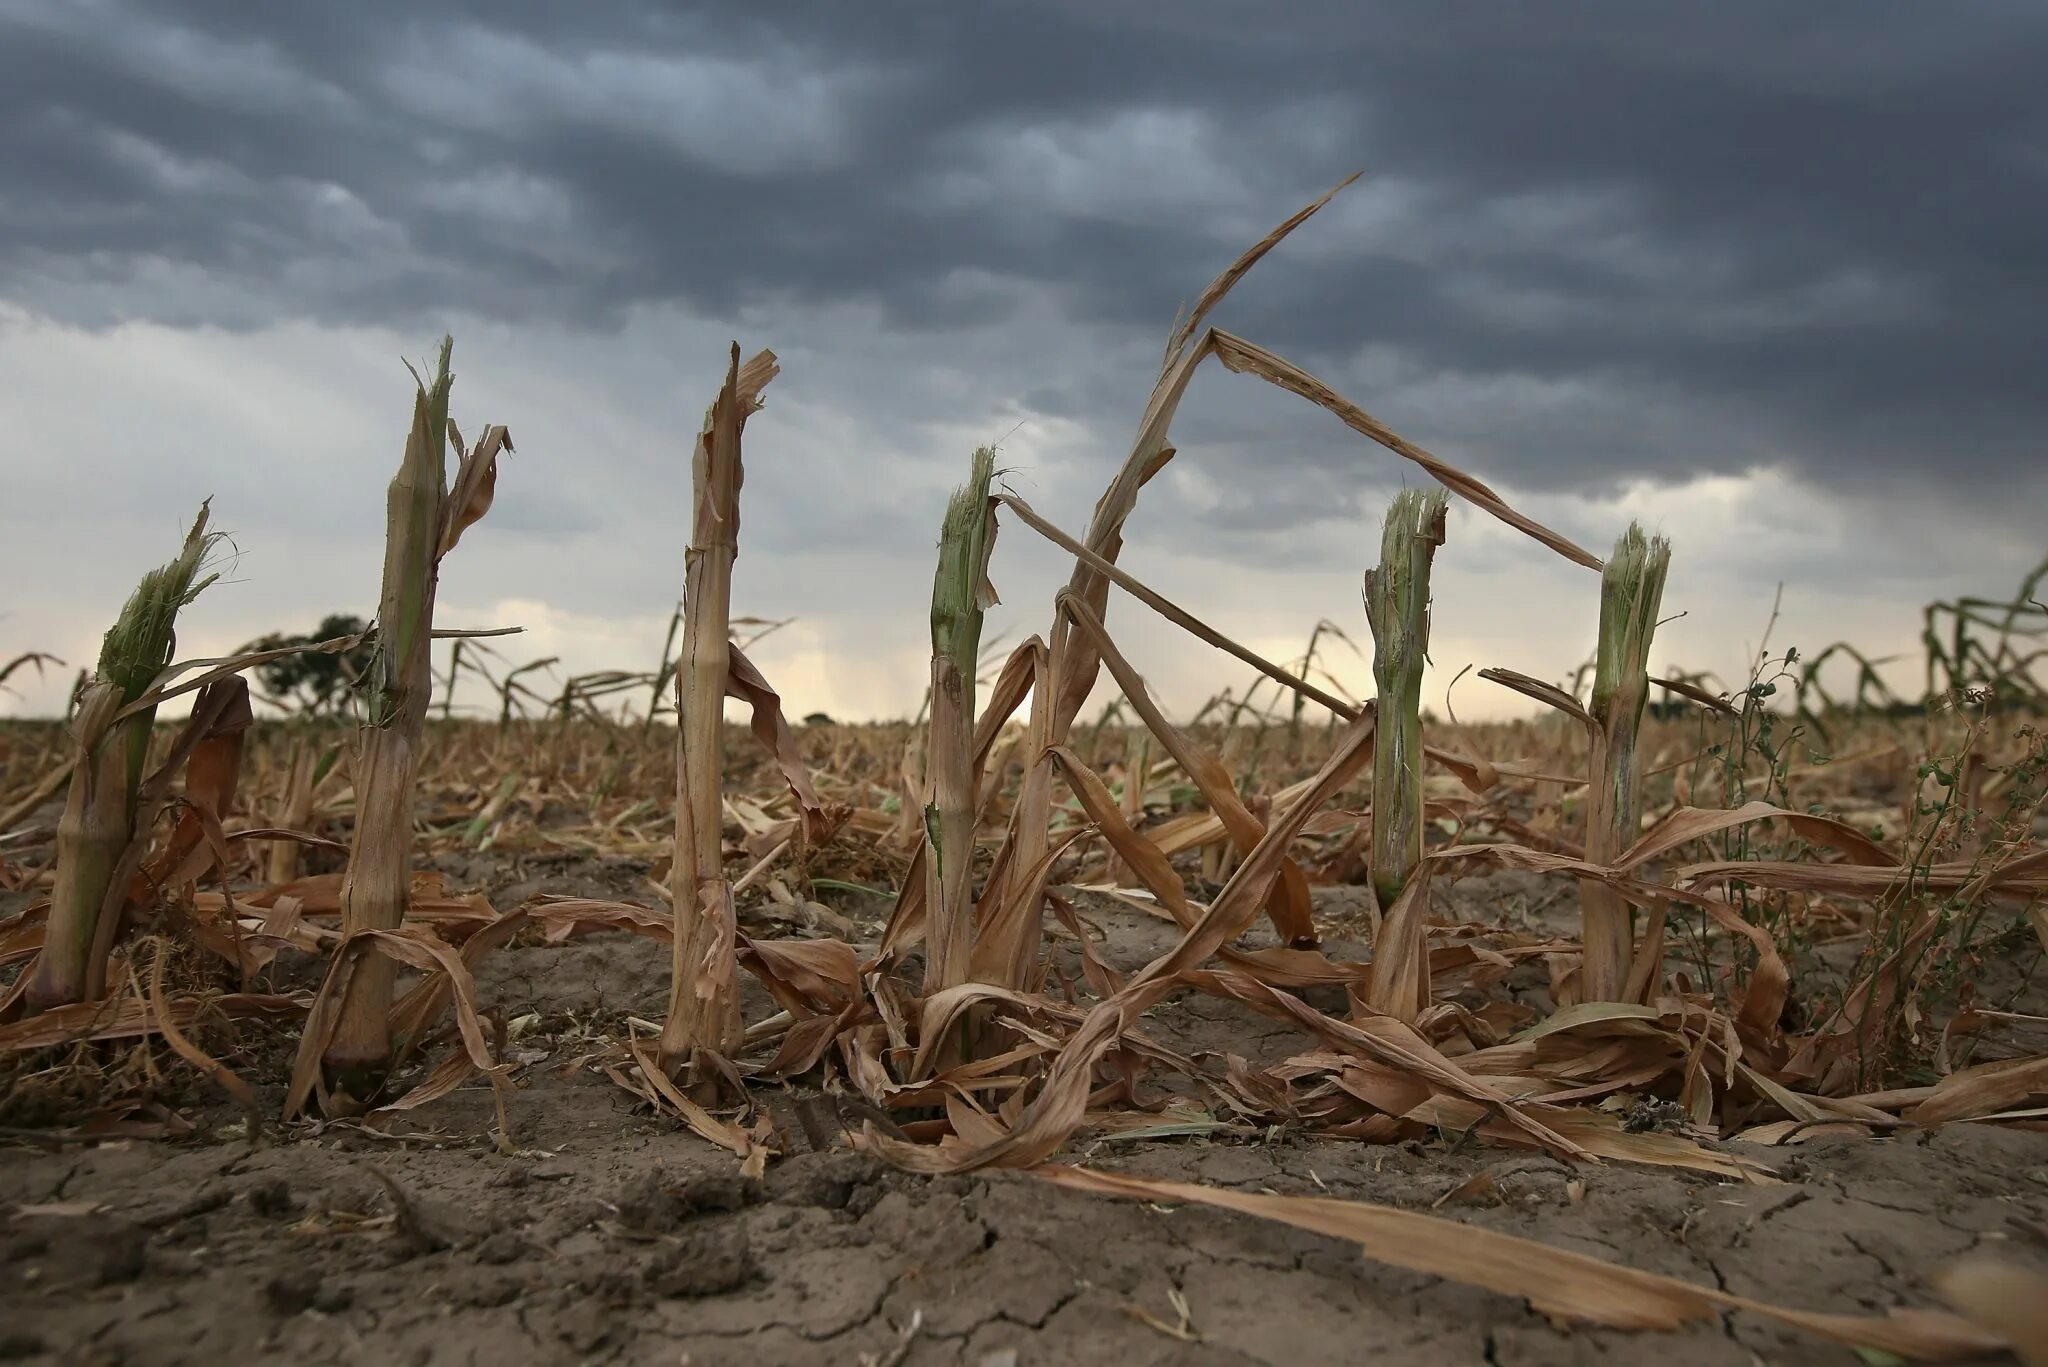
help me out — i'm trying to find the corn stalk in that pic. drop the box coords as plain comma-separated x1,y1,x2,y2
322,337,511,1086
26,506,219,1010
657,344,780,1081
1362,488,1447,911
923,447,999,997
1582,523,1671,1002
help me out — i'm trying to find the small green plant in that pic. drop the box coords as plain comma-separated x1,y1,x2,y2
1684,643,1822,987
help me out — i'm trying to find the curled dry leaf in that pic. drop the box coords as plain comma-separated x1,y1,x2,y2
285,925,510,1120
438,423,511,559
727,643,851,844
146,941,256,1107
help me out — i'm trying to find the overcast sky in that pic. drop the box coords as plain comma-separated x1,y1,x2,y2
3,1,2045,724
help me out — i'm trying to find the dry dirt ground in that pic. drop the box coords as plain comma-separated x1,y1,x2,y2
5,857,2047,1366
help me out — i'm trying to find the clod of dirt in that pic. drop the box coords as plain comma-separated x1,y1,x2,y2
859,1190,990,1268
2,1231,47,1262
263,1269,352,1315
674,1170,760,1214
368,1167,487,1255
642,1224,756,1298
553,1299,615,1355
474,1229,527,1265
94,1222,147,1287
243,1177,297,1219
584,1267,641,1305
0,1332,45,1360
454,1274,524,1309
767,1150,890,1212
612,1167,762,1233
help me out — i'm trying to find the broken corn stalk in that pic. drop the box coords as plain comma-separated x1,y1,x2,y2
1582,522,1671,1002
923,446,999,997
1362,487,1447,911
658,344,779,1083
322,338,455,1086
27,505,220,1010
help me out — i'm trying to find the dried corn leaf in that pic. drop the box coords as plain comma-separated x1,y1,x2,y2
0,992,304,1054
1909,1052,2048,1126
388,908,533,1067
146,942,255,1106
438,423,511,558
1934,1260,2048,1365
626,1037,761,1161
144,677,252,890
1033,1166,2003,1359
1477,667,1595,728
1172,172,1359,356
1210,333,1603,571
1062,593,1317,945
727,644,850,843
1618,800,1897,871
285,926,507,1119
1679,858,2048,899
1438,842,1792,1041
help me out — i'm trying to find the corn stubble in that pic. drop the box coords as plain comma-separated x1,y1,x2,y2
313,336,511,1094
1583,523,1672,1003
5,178,2046,1363
657,344,779,1084
1361,487,1447,1020
26,505,220,1012
922,446,998,999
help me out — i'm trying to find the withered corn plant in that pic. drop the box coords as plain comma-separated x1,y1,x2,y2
318,337,510,1091
1582,522,1672,1002
26,504,220,1012
982,174,1604,997
923,446,998,997
657,345,780,1082
1360,487,1446,1020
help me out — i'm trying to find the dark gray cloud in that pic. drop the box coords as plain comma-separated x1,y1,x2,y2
3,0,2047,498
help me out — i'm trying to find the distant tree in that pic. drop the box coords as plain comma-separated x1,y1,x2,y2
243,613,373,715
